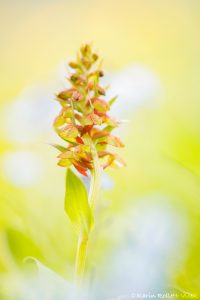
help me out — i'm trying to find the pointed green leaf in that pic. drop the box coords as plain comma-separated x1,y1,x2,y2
108,95,118,106
65,169,93,235
50,143,68,152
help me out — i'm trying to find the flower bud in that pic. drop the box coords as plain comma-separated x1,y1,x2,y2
97,85,106,96
57,89,74,101
92,98,109,112
81,57,92,70
78,74,87,85
70,74,79,82
98,70,104,77
80,43,91,56
92,53,98,61
59,125,79,139
69,62,79,69
87,81,94,90
72,91,82,101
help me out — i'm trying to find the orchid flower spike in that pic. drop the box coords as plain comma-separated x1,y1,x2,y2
53,43,125,177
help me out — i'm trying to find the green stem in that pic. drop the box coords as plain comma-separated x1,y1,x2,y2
88,144,101,212
75,142,101,284
75,234,88,284
70,99,76,125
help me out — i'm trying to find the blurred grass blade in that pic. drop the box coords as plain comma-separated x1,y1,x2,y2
65,169,94,235
24,257,76,299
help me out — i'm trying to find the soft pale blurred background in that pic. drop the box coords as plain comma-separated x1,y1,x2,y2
0,0,200,299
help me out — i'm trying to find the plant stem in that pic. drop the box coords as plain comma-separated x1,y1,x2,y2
88,143,101,212
75,142,101,284
70,99,76,125
75,234,88,284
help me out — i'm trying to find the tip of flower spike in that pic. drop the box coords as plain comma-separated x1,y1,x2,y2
80,43,92,56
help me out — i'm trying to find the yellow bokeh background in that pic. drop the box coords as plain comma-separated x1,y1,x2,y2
0,0,200,298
